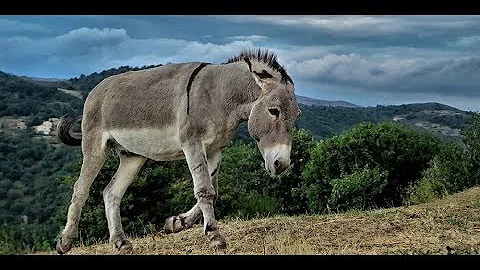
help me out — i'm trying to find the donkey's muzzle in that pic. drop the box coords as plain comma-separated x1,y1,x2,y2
263,144,291,176
272,159,290,175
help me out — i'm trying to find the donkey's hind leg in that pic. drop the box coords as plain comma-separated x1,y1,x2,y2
56,134,107,254
103,151,146,253
164,149,221,234
164,203,202,234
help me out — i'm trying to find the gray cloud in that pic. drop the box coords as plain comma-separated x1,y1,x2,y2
219,15,480,50
226,35,268,42
1,16,480,111
52,27,129,56
0,18,49,36
222,16,479,37
449,35,480,49
0,27,256,77
280,50,480,97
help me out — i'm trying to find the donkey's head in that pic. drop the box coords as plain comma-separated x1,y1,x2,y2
242,52,300,176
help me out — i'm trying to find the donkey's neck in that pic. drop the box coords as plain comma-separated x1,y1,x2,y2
219,63,263,131
226,89,261,132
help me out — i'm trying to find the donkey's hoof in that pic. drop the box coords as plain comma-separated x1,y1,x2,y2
164,216,184,234
114,239,133,254
56,237,74,255
209,233,227,250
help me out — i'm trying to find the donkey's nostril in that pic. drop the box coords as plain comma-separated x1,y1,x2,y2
274,160,280,168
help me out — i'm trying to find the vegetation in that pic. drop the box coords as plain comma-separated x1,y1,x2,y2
0,129,77,254
1,65,479,254
0,71,83,120
301,122,441,213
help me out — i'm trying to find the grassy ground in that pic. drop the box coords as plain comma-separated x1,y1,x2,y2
38,187,480,255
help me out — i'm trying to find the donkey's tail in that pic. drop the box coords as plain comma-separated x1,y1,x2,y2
57,114,83,146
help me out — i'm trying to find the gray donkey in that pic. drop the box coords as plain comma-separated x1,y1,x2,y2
55,48,300,254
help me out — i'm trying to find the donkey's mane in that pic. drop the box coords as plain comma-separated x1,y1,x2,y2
225,48,294,85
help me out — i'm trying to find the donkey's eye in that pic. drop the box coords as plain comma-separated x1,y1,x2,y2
268,107,280,118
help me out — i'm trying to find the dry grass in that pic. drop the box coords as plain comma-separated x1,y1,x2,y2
38,187,480,255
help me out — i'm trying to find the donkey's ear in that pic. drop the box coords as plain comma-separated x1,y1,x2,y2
251,69,274,91
244,56,275,90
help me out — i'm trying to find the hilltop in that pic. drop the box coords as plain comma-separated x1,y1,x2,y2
38,186,480,255
296,95,360,108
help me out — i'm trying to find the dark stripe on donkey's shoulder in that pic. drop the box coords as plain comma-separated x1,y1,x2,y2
186,62,210,115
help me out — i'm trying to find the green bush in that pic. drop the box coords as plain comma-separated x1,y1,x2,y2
329,167,389,212
274,128,315,215
409,115,480,204
408,165,449,204
0,223,51,254
464,114,480,188
217,128,315,217
237,192,280,218
301,121,441,214
215,140,272,218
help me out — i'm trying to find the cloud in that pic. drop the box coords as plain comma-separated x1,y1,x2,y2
449,35,480,49
0,27,258,78
222,16,407,37
0,18,49,36
224,15,478,31
1,16,480,112
220,15,480,43
51,27,130,56
226,35,268,42
278,50,480,97
2,25,479,99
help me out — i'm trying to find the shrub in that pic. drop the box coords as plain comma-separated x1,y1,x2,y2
302,121,440,214
237,192,280,218
329,167,389,212
408,117,478,204
408,165,449,204
464,114,480,188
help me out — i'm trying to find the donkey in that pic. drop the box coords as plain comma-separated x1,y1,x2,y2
55,48,300,254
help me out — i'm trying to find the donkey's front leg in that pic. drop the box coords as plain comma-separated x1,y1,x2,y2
164,150,221,234
182,142,226,249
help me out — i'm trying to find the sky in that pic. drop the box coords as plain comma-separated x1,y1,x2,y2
1,15,480,112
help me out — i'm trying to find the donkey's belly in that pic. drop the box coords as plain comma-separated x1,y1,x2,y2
109,127,184,161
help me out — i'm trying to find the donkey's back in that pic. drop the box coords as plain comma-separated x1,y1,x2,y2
86,62,203,130
78,62,206,161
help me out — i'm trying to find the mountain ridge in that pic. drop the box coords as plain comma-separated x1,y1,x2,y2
295,95,361,108
10,71,469,113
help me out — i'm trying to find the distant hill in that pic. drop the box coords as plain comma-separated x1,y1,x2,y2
296,102,473,144
2,68,474,146
296,95,360,108
20,76,67,82
0,71,83,119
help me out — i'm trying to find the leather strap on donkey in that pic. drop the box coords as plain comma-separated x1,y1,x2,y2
186,62,210,115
